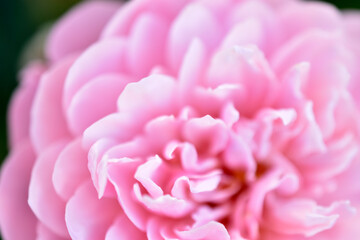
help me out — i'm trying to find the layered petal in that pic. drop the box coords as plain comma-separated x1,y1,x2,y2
65,181,119,240
52,138,89,201
46,1,121,62
30,57,73,153
28,140,70,238
2,0,360,239
0,141,37,240
8,62,45,147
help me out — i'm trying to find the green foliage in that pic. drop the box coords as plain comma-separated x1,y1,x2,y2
325,0,360,9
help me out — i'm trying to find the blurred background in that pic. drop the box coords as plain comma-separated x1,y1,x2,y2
0,0,359,238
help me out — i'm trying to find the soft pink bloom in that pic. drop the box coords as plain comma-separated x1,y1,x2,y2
1,0,360,239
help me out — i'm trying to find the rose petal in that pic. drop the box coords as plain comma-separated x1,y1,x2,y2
206,45,278,116
8,62,45,148
176,221,230,240
28,140,70,238
30,57,73,153
228,0,281,55
108,158,149,230
278,1,341,39
105,215,145,240
223,133,255,171
167,2,222,71
178,38,207,103
83,113,139,150
117,74,177,121
221,18,263,50
127,12,169,77
285,102,326,160
64,38,127,110
0,140,37,240
65,181,119,240
37,223,69,240
67,73,131,135
134,156,164,199
52,138,89,201
299,133,358,182
264,196,356,237
89,137,151,199
183,115,229,155
102,0,189,38
134,184,195,218
46,1,121,62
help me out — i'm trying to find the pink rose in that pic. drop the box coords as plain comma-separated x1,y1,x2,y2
1,0,360,239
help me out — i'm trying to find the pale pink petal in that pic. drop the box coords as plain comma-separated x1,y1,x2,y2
344,13,360,108
83,113,139,150
127,12,169,77
223,133,255,171
333,93,360,138
117,74,177,120
176,221,230,240
275,62,309,108
134,156,164,198
206,45,278,116
271,30,347,78
146,218,170,240
144,115,180,152
87,138,117,198
108,158,149,230
278,1,341,39
188,172,222,194
67,73,131,135
105,215,145,240
299,133,357,182
228,0,281,55
344,12,360,44
263,204,360,239
65,181,119,240
264,196,356,237
101,0,147,38
174,142,218,172
37,223,69,240
134,183,195,218
252,108,297,159
221,18,264,50
0,140,37,240
102,0,189,38
30,57,73,153
172,174,240,204
88,137,151,199
52,138,89,201
192,204,232,228
231,170,286,239
285,102,326,160
178,38,207,103
221,102,240,127
64,38,127,110
171,172,223,198
261,229,307,240
330,157,360,202
46,1,121,62
167,2,222,71
313,203,360,240
8,62,45,148
310,65,350,139
192,83,245,117
183,115,229,155
2,0,360,239
28,140,70,238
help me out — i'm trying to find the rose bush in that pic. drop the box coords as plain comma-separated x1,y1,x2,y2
1,0,360,239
